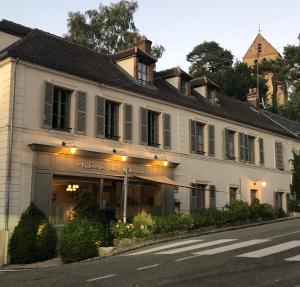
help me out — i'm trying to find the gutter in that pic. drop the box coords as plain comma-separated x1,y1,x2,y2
4,57,19,265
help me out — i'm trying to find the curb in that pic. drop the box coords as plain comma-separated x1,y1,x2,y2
1,216,299,270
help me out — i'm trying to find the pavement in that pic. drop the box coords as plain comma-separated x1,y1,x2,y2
1,217,300,286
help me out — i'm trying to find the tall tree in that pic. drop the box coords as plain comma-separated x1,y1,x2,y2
65,0,164,58
187,41,267,101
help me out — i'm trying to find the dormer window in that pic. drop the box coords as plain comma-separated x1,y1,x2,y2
180,79,189,96
138,62,149,85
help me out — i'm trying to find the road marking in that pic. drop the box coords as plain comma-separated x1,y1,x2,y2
86,274,118,282
136,264,160,270
125,239,202,256
193,239,270,256
238,241,300,258
156,239,237,255
268,230,300,240
285,255,300,262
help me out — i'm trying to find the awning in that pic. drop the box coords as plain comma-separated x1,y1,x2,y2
132,175,191,188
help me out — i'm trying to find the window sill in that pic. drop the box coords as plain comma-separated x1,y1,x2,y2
105,136,120,141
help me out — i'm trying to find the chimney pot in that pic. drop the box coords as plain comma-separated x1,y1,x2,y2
133,36,152,55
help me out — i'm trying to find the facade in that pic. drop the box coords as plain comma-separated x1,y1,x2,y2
243,33,288,107
0,20,299,265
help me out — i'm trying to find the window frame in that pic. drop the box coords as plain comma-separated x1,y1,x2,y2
225,129,236,160
259,138,265,166
105,100,120,140
137,61,149,85
195,122,205,154
148,110,160,147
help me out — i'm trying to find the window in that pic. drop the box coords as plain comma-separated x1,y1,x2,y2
52,86,71,131
274,192,283,210
257,43,262,54
191,184,206,212
180,79,189,96
190,120,205,154
229,187,238,204
225,129,235,160
209,185,216,208
105,101,119,139
250,189,258,204
137,62,148,85
208,125,215,156
259,138,265,166
148,111,159,146
275,142,284,170
239,133,255,164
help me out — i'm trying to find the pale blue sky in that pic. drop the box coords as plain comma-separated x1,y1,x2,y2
2,0,300,71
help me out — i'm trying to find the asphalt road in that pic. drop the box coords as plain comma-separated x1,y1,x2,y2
2,219,300,287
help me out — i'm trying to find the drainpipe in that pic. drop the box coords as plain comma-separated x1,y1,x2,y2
4,57,19,265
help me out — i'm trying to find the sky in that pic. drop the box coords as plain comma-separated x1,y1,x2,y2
2,0,300,71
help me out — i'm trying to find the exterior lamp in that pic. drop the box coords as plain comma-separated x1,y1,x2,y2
261,181,267,187
163,160,169,167
253,179,267,187
121,154,128,162
62,142,77,154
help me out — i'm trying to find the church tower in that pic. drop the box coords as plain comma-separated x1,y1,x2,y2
243,33,288,107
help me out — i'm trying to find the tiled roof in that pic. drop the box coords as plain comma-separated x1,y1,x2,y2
262,110,300,138
112,47,157,63
157,67,193,80
0,27,297,140
0,19,32,37
191,76,219,88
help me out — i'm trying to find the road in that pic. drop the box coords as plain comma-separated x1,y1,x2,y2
1,219,300,287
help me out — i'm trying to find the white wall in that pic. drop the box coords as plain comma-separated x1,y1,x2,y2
0,31,21,51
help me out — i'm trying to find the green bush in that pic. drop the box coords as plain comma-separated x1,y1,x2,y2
249,200,275,221
275,208,287,218
9,203,57,264
154,213,193,234
59,218,104,263
74,191,99,220
288,198,300,213
223,200,250,223
191,208,223,228
132,212,156,238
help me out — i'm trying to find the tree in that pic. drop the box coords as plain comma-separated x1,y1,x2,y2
65,0,164,58
290,150,300,200
187,41,234,79
187,42,267,101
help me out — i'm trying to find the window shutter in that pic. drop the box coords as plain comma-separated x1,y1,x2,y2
96,96,105,138
140,107,148,145
75,91,87,134
225,129,230,159
239,133,244,161
190,120,196,153
43,82,54,129
275,142,284,170
163,113,171,149
259,138,265,166
209,185,216,208
208,125,215,156
124,104,132,142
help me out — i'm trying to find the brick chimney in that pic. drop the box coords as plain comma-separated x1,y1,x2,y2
133,36,152,55
247,88,260,108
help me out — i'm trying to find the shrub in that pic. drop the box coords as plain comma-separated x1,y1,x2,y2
154,213,193,234
59,218,104,263
191,208,223,228
132,211,156,238
74,191,99,220
275,208,287,218
288,198,300,213
223,200,250,223
111,222,135,240
249,200,275,221
9,203,57,264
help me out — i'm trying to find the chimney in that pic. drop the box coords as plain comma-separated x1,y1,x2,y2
247,88,260,108
133,36,152,55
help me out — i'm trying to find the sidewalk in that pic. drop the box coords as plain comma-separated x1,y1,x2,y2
1,216,299,271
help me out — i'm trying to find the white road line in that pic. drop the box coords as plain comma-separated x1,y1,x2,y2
193,239,270,256
86,274,118,282
268,230,300,240
285,255,300,262
237,241,300,258
136,264,160,271
156,239,237,255
125,239,203,256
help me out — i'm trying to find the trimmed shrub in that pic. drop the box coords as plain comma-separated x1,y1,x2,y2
74,191,99,220
249,200,275,221
154,213,193,234
288,198,300,213
275,208,287,218
9,203,57,264
191,208,223,228
223,200,250,223
59,218,104,263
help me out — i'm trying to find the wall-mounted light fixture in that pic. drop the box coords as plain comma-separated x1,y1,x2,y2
154,154,169,167
66,184,79,192
253,179,267,187
113,149,128,162
62,142,77,154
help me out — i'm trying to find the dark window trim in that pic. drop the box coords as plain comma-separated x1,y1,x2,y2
105,100,120,141
148,110,160,147
225,129,236,160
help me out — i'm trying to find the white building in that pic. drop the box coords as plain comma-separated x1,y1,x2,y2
0,20,299,265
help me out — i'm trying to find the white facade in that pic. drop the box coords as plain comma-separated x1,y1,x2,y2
0,25,299,266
